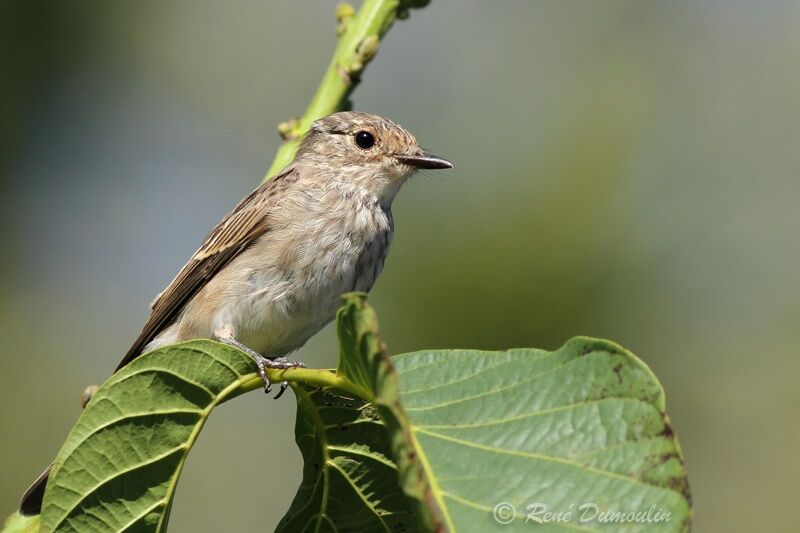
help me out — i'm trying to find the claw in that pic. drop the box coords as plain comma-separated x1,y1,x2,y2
274,381,289,400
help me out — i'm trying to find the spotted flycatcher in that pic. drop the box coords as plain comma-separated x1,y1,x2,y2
19,111,453,515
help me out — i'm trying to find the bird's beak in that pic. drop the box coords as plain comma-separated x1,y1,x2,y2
396,150,454,170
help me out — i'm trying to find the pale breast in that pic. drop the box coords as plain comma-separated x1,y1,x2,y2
204,190,394,355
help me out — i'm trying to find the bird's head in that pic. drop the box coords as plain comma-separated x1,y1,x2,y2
295,111,453,203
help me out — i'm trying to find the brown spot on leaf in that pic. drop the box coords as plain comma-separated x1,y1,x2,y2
657,423,675,440
667,474,693,504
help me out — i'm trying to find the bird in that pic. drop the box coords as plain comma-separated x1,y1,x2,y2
19,111,453,516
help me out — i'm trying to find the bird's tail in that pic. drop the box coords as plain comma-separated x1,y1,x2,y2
19,462,52,516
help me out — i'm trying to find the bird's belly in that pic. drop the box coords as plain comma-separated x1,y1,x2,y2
221,225,391,356
232,292,329,356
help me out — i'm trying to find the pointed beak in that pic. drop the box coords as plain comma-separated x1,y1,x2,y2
395,150,454,170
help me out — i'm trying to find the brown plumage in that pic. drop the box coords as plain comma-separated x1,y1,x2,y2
20,111,452,515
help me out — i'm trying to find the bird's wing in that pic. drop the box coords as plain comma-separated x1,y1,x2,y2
114,166,298,371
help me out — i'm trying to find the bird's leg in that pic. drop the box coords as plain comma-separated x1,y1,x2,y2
214,331,304,399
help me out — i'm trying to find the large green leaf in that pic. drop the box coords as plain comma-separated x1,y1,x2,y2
39,342,261,532
392,340,691,531
279,295,691,532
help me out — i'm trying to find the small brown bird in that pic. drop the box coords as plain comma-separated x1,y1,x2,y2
19,111,452,515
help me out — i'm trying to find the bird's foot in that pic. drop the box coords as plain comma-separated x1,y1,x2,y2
253,355,305,399
217,337,304,399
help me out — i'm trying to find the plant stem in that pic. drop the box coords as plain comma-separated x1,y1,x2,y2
263,0,427,180
237,368,373,401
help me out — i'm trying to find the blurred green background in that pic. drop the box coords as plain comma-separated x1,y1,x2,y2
2,1,798,531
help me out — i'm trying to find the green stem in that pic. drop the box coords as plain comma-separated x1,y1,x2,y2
263,0,425,180
236,367,373,401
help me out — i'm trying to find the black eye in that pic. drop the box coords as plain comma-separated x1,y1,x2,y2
355,130,375,149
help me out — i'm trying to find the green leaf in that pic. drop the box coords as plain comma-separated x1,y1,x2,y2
334,291,383,399
39,341,260,532
392,339,691,532
281,295,691,532
277,293,438,532
276,386,419,532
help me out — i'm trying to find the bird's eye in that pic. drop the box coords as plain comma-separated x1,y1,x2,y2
355,130,375,150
